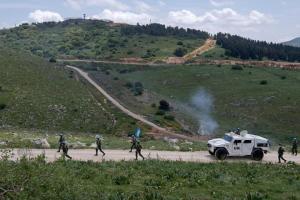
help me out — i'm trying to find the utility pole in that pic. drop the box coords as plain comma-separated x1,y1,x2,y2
83,14,86,20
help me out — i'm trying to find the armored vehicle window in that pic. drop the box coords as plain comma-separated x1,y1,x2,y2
257,143,268,147
244,140,252,143
234,140,242,145
224,135,233,142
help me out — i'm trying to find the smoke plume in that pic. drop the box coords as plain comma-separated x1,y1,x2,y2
190,89,218,135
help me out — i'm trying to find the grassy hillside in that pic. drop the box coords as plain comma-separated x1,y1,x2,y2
1,158,300,199
195,46,228,60
0,48,138,134
0,19,204,61
66,61,300,142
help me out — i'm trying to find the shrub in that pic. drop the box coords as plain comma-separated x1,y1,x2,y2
151,103,156,108
174,48,187,57
127,50,133,55
112,175,130,185
119,69,128,74
155,110,165,116
0,103,7,110
159,100,170,111
124,82,133,88
49,57,56,63
113,77,119,80
164,115,175,121
231,65,243,70
260,80,268,85
281,76,287,80
177,41,183,45
133,82,144,96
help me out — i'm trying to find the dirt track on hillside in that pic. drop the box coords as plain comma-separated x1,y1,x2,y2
183,39,216,61
66,65,202,141
10,149,300,164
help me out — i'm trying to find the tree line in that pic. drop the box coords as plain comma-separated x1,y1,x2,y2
121,23,210,39
216,33,300,62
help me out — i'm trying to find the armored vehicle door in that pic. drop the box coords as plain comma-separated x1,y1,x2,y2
231,139,242,156
242,139,253,156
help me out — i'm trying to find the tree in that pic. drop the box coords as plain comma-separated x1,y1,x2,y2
49,57,57,63
159,100,170,111
177,41,183,45
133,82,144,96
0,103,6,110
174,48,187,57
216,32,300,62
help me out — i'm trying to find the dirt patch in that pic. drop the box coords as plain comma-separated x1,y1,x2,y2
183,39,216,62
165,39,216,64
120,57,145,63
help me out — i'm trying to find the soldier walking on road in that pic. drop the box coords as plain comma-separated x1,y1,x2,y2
129,135,137,153
278,144,287,163
95,135,105,156
57,134,65,152
62,141,72,160
292,138,298,156
135,141,145,160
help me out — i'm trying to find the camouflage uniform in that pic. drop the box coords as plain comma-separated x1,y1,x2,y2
129,135,137,152
62,142,72,159
278,145,286,163
292,139,298,156
95,138,105,156
57,134,65,152
135,142,145,160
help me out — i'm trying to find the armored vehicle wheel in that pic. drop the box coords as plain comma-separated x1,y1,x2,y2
209,150,214,155
252,149,264,161
215,148,228,160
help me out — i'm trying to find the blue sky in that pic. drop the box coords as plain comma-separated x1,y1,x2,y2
0,0,299,42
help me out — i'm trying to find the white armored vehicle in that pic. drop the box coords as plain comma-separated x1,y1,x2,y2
207,130,269,160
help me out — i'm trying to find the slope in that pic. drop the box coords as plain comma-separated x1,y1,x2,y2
0,19,205,61
66,61,300,143
0,47,137,133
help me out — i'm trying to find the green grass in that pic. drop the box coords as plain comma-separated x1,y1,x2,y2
0,48,140,134
66,62,300,143
1,157,300,199
197,46,228,60
0,20,203,61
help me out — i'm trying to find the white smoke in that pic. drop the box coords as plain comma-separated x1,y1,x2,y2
190,89,219,135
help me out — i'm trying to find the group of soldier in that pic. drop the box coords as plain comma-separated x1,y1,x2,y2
57,129,298,163
57,130,144,160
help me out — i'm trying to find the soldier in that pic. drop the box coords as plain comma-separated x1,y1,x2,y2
235,128,241,135
292,138,298,156
135,141,145,160
57,134,65,152
62,141,72,160
95,135,105,156
129,135,137,153
278,144,287,163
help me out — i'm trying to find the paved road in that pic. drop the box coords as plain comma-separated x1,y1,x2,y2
10,149,300,164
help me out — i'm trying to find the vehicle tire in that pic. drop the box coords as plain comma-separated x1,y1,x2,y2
215,148,228,160
252,149,264,161
209,150,214,155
